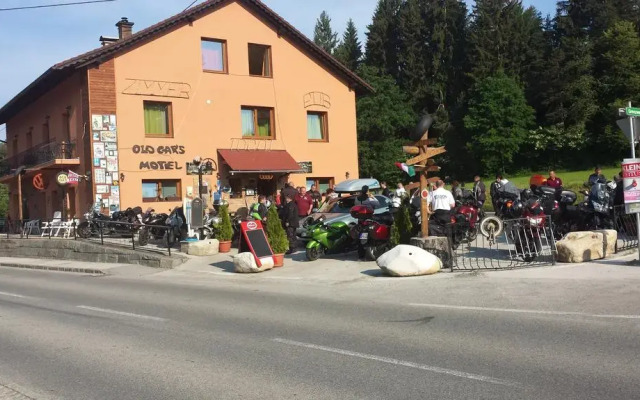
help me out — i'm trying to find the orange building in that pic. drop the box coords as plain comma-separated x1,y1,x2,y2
0,0,371,221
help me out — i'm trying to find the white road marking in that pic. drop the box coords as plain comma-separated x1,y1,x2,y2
0,291,27,299
408,303,640,320
77,306,166,321
272,338,518,387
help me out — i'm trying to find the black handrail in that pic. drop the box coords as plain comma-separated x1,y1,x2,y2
0,140,77,176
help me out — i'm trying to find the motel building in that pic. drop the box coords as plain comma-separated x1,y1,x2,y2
0,0,371,222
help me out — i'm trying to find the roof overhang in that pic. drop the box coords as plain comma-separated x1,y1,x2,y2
218,149,303,174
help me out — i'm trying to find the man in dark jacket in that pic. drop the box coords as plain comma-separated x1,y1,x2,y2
279,194,299,254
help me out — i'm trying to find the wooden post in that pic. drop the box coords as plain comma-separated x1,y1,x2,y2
17,173,23,222
419,133,430,237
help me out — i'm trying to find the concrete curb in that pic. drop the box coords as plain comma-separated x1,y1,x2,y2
0,262,106,275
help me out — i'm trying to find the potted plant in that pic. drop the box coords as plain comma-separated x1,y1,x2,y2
265,205,289,267
217,204,233,253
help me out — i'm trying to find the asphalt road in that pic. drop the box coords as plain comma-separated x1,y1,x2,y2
0,266,639,400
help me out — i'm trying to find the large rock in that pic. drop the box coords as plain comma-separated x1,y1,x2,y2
180,239,219,256
377,245,442,277
233,252,274,273
556,230,617,263
410,236,452,269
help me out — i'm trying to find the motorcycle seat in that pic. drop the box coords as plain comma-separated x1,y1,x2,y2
372,212,394,225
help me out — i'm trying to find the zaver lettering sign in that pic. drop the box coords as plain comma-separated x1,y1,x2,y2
122,79,192,99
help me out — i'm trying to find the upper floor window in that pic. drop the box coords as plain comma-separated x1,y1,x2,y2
307,111,328,142
201,38,227,73
144,101,173,137
241,107,274,139
248,44,272,77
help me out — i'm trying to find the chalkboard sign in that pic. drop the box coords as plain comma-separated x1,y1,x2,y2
190,198,203,228
240,220,274,266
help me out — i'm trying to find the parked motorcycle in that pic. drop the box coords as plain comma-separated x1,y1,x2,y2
142,208,169,240
449,191,483,248
305,217,356,261
199,210,221,240
350,205,393,261
507,197,548,262
584,179,616,230
166,206,188,245
78,205,149,246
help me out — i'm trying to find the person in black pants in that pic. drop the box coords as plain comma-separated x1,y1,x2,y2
279,194,299,254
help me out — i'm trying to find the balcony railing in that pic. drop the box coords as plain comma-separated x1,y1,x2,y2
0,140,77,177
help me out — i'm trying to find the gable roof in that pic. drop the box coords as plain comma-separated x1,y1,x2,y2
0,0,372,124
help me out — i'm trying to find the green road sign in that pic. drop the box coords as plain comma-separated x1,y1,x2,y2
626,107,640,117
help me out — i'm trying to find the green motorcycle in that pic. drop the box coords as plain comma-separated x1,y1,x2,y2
305,219,355,261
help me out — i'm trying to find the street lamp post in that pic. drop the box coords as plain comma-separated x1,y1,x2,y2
192,156,217,204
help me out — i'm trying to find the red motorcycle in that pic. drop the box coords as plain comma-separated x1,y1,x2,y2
350,205,393,261
448,192,482,249
508,197,548,261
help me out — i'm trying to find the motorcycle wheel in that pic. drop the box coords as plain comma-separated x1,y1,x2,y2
77,222,92,239
306,246,323,261
364,244,388,262
480,216,504,238
138,228,150,246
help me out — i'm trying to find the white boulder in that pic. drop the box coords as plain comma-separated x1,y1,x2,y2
377,245,442,277
233,252,274,273
556,230,617,263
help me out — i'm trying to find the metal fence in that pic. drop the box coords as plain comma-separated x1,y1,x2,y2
445,216,557,271
0,218,174,255
612,205,638,251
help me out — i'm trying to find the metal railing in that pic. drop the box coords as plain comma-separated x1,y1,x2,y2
612,205,638,251
0,217,174,255
441,216,557,271
0,140,77,176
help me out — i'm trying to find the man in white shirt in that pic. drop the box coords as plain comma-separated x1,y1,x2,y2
427,180,456,226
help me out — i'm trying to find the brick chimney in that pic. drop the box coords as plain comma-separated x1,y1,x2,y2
116,17,134,40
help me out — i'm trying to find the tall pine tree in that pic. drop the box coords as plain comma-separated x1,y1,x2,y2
365,0,403,80
314,11,339,54
335,19,363,71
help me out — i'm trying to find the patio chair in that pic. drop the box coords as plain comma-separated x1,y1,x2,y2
23,220,41,236
59,218,79,238
41,212,63,237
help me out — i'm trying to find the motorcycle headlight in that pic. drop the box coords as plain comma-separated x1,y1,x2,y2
527,216,544,227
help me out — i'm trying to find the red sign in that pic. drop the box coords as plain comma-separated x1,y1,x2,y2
68,171,80,185
239,220,274,267
421,189,429,200
32,173,46,191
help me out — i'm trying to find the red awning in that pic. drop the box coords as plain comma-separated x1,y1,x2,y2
218,150,303,174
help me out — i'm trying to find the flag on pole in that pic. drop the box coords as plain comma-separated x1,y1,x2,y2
395,162,416,177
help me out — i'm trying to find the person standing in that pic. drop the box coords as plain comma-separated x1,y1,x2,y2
588,167,606,186
250,195,268,222
279,194,299,254
355,185,380,208
451,181,463,201
427,180,456,226
309,184,322,209
396,183,407,198
380,181,391,198
547,170,563,189
473,176,486,207
281,182,298,201
295,186,314,218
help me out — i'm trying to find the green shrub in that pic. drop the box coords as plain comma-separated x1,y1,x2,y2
217,204,233,241
390,198,413,246
265,205,289,254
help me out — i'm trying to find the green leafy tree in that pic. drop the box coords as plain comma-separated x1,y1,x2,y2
335,19,363,71
365,0,403,79
265,205,288,254
464,73,535,173
314,11,339,54
217,204,233,242
390,198,413,246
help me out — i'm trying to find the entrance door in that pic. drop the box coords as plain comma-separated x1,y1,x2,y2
257,178,276,198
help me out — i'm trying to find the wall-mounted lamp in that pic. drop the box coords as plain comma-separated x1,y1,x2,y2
120,173,125,182
345,171,350,180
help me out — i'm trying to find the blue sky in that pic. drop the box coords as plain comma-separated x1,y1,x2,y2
0,0,557,139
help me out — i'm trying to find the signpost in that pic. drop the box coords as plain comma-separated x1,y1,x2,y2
620,103,640,261
401,115,446,237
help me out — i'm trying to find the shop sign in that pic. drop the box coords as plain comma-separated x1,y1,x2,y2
623,158,640,213
68,171,80,185
186,161,216,175
259,174,274,180
32,173,47,191
298,161,312,174
56,171,69,186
